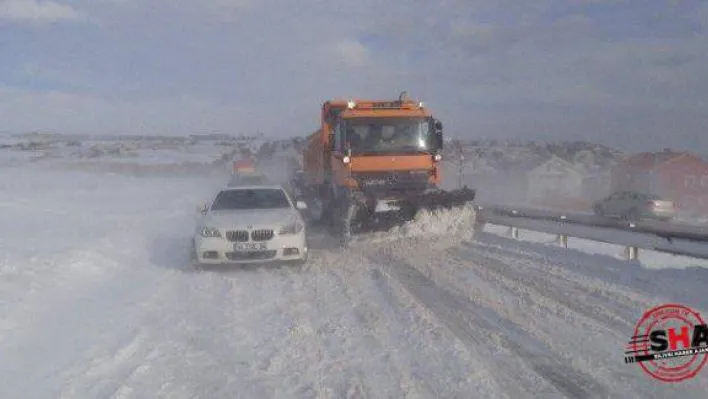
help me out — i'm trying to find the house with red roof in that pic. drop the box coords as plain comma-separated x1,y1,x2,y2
610,149,708,213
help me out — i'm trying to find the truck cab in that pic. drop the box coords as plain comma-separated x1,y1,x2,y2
328,98,444,194
302,92,473,236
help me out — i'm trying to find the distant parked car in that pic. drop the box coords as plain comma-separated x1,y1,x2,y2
592,191,676,221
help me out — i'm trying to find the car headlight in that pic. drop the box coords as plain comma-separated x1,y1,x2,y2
279,221,304,235
199,226,221,238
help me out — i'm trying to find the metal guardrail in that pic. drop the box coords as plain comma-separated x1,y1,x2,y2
481,205,708,242
475,205,708,261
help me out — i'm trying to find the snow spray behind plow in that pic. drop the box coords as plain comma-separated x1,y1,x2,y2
345,203,478,247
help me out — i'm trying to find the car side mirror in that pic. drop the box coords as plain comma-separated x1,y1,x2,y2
198,203,208,214
295,201,307,210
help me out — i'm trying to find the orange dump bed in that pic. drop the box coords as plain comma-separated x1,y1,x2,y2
232,159,256,173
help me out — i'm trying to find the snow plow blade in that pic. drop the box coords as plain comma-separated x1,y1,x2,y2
405,186,476,211
337,186,477,241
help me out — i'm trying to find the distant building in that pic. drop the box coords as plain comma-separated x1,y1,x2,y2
455,158,506,202
526,155,586,201
581,169,612,201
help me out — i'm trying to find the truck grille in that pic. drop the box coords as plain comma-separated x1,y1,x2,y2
251,229,274,241
354,170,432,193
226,230,249,242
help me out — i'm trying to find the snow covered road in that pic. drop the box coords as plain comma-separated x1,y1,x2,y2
2,166,708,398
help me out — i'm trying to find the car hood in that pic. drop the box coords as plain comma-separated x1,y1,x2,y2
203,208,299,228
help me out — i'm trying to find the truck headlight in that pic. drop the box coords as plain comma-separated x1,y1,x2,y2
279,222,304,235
199,226,221,238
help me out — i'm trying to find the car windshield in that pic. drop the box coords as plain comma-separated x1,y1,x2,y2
210,188,290,210
344,117,436,154
642,193,662,200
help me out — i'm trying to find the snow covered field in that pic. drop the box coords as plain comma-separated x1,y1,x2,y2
2,155,708,397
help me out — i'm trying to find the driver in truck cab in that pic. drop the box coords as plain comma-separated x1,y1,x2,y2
347,123,414,152
379,126,410,148
347,125,374,152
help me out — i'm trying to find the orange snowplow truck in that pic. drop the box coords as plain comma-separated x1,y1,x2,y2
301,91,475,238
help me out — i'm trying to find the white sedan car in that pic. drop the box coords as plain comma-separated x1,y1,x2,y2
191,184,308,267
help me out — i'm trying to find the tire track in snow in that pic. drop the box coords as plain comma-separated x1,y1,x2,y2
0,249,167,399
366,266,511,398
419,248,671,397
155,270,281,398
48,227,245,397
59,332,147,398
215,248,391,398
60,330,161,399
54,269,210,398
324,248,451,399
466,232,708,310
304,249,408,399
173,250,386,398
234,254,340,399
450,246,639,335
57,263,293,398
395,234,648,342
395,237,708,398
462,241,652,312
366,268,453,399
176,267,299,398
461,238,654,311
370,247,609,399
287,244,497,398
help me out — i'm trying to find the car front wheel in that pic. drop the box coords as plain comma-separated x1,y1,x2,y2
626,208,641,221
189,240,203,270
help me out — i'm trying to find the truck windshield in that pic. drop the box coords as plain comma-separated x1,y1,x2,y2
344,117,436,154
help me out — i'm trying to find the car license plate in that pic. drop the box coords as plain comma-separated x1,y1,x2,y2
233,242,267,252
375,200,401,213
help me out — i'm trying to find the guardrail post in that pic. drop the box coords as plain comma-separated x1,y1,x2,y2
556,216,568,247
508,226,520,239
625,246,639,261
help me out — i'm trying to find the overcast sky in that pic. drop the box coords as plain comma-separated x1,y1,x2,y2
1,0,706,152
